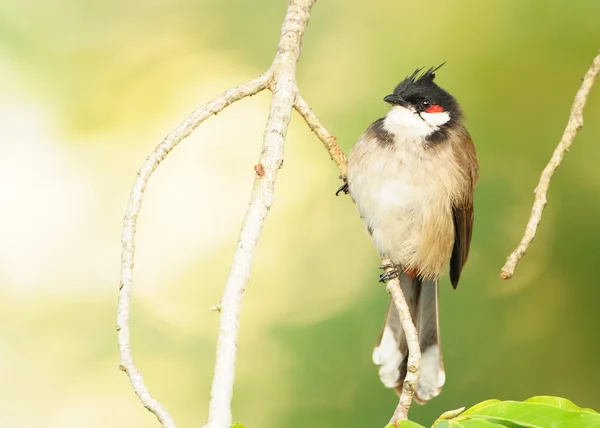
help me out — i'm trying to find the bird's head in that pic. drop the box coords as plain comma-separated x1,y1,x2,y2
383,64,462,141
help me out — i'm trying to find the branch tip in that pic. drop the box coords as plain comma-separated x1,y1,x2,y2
500,53,600,279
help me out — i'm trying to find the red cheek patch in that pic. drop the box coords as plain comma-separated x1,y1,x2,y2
425,104,444,113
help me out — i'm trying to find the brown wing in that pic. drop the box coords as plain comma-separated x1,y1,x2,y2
449,128,479,289
450,205,474,288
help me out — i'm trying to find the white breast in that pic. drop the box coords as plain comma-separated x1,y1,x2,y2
347,127,459,278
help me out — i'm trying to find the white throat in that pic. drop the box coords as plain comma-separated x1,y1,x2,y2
383,106,450,138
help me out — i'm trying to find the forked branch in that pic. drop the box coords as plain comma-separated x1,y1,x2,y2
117,0,421,427
501,52,600,279
117,0,323,428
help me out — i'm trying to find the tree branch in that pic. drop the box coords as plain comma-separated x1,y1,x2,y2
203,1,316,427
117,73,272,428
383,262,421,425
501,52,600,279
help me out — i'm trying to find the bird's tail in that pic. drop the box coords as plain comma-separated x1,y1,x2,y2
372,273,445,403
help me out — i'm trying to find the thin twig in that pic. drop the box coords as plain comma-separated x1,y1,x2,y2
501,52,600,279
202,1,317,427
383,261,421,424
294,95,348,178
117,72,272,428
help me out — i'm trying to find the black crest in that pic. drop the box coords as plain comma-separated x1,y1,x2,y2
393,63,446,95
392,63,460,119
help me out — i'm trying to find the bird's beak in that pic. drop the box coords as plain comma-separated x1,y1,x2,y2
383,94,408,107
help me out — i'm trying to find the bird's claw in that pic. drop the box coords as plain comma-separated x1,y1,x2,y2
336,183,349,196
379,267,399,283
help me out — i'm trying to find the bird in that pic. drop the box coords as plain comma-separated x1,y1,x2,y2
340,64,479,403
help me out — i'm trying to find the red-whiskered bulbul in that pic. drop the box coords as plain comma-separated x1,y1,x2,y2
339,65,479,403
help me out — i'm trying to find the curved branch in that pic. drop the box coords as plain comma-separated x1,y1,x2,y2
117,72,272,428
501,52,600,279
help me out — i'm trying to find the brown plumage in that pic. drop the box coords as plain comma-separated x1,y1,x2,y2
346,66,478,402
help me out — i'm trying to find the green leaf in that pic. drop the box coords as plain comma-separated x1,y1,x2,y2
450,396,600,427
388,396,599,428
524,396,598,414
230,424,244,428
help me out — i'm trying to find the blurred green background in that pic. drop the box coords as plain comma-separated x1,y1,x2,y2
1,0,599,427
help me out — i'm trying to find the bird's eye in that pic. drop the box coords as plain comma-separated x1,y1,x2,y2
420,99,431,109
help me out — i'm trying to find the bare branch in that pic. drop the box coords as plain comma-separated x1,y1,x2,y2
383,262,421,424
202,1,316,427
117,72,271,428
294,95,348,178
501,52,600,279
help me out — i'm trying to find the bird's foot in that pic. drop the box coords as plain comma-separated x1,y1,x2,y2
378,264,419,282
379,265,399,283
335,182,349,196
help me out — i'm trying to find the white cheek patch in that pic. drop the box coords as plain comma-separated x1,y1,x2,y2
383,106,432,137
383,106,450,138
420,111,450,127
